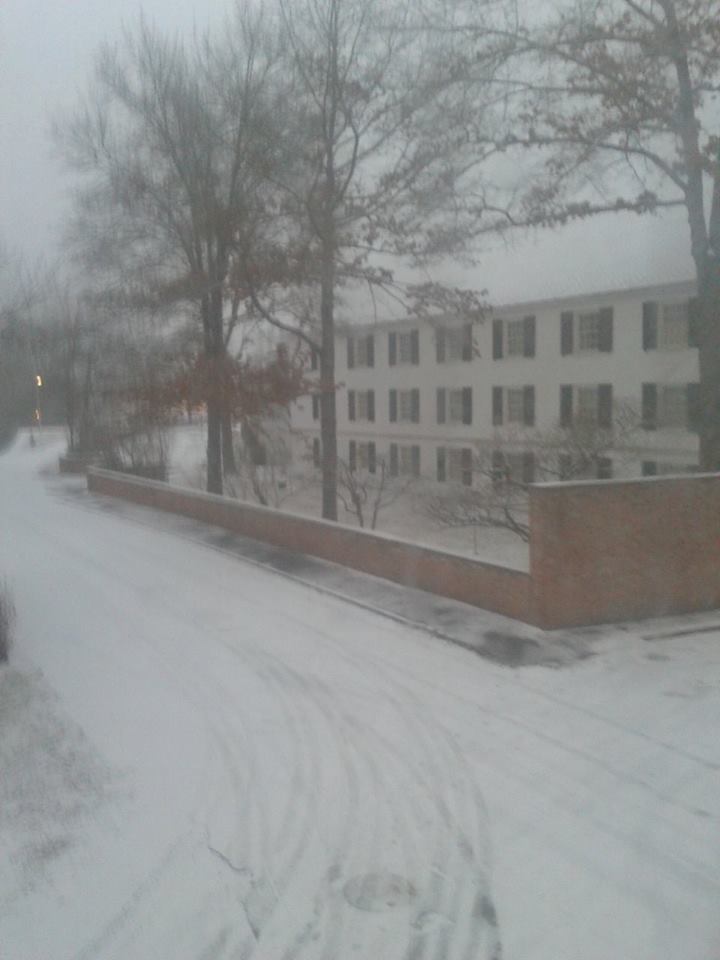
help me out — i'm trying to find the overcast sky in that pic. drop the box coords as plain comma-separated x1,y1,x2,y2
1,0,695,306
0,0,232,266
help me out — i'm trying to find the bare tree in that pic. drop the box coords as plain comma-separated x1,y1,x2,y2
58,10,284,493
240,0,496,520
337,456,411,529
451,0,720,469
426,409,639,542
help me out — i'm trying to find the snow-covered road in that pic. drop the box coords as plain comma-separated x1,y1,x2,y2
1,434,719,960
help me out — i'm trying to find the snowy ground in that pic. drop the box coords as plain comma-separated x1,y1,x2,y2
168,422,530,571
1,431,719,960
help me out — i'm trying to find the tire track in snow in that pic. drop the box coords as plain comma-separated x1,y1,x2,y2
47,475,503,957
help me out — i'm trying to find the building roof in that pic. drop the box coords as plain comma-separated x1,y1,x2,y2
337,206,695,328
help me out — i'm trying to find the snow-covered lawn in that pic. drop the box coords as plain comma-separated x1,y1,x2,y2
167,422,530,570
1,431,719,960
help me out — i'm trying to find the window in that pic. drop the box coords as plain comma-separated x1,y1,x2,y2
399,445,418,476
389,329,419,366
445,328,465,362
578,312,601,351
398,331,416,364
348,440,376,473
357,391,371,421
449,389,464,422
577,385,598,422
390,443,420,478
661,385,687,428
492,385,535,427
348,389,375,422
507,320,524,356
312,394,320,421
447,447,473,485
644,299,698,350
389,388,419,423
596,457,613,480
347,334,374,369
558,453,573,480
661,302,688,348
437,387,472,425
399,389,419,423
507,388,525,423
436,323,473,362
560,384,613,428
491,450,535,485
493,315,536,359
561,307,613,354
312,437,321,468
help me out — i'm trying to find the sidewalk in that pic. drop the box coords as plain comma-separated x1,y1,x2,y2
51,473,614,668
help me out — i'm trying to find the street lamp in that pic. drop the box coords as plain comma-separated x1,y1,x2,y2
34,374,42,431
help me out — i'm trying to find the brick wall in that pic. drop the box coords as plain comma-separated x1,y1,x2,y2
87,468,533,623
87,468,720,629
530,474,720,628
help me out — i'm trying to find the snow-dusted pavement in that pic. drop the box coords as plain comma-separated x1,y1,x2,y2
1,435,719,960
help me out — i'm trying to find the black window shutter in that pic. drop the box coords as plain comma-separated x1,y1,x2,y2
411,445,421,478
561,311,574,355
599,307,613,352
492,386,503,426
597,383,613,428
312,394,320,420
389,389,397,423
388,332,397,366
522,451,535,485
366,335,374,368
596,456,613,480
687,382,701,433
347,337,355,369
368,442,376,475
411,388,420,423
641,383,657,430
491,449,505,485
642,460,658,477
311,350,318,371
642,301,658,351
523,385,535,427
558,453,572,480
313,437,320,467
389,443,398,477
367,390,375,422
437,388,446,424
492,318,504,360
688,298,700,348
560,385,573,427
523,315,536,357
349,440,356,471
462,322,473,361
461,447,473,486
348,390,356,421
411,329,420,365
437,447,446,482
436,328,445,363
462,387,472,425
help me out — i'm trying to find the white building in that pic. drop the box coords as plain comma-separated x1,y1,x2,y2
291,278,701,485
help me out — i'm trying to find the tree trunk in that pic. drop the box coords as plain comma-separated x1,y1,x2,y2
203,285,225,495
222,411,236,474
319,240,338,521
695,259,720,471
206,397,223,493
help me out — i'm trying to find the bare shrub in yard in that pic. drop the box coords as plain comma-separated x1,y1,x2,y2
0,581,16,662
